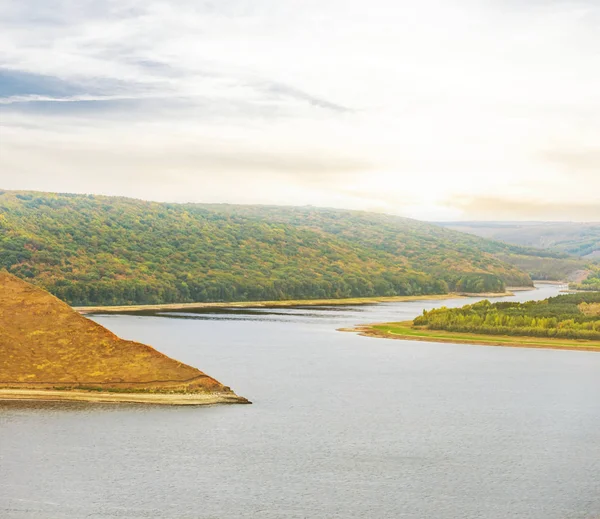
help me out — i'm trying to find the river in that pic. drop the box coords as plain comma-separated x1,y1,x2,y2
1,285,599,518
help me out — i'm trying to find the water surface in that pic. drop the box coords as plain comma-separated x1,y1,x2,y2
2,285,599,518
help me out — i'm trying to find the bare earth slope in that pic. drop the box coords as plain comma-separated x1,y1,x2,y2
0,272,248,404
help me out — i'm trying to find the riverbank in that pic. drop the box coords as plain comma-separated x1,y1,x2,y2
0,389,251,406
343,321,600,352
75,289,530,314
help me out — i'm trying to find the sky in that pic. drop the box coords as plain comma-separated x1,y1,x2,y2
0,0,599,221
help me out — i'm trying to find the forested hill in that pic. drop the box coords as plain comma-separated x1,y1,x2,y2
0,190,533,306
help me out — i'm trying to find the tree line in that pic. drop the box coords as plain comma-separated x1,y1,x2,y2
413,292,600,341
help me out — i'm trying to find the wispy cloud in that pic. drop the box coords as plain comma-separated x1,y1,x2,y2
446,196,600,221
0,0,599,220
542,148,600,174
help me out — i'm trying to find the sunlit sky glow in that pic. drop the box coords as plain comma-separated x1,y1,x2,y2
0,0,599,220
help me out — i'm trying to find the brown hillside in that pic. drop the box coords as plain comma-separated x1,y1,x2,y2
0,271,244,398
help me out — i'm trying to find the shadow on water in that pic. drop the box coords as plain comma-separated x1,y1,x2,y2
94,305,369,323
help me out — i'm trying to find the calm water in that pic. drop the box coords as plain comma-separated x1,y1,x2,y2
2,285,600,519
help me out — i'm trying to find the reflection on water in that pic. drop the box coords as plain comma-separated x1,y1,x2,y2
0,400,177,413
2,285,599,519
98,305,370,322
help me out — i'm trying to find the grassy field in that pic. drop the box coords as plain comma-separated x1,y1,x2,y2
353,321,600,352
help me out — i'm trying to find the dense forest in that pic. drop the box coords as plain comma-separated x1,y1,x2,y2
413,292,600,340
0,190,536,306
209,205,589,281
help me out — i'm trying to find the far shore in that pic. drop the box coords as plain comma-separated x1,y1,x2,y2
0,389,251,406
75,288,534,314
342,321,600,353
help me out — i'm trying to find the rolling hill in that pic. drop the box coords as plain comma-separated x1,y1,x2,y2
0,190,538,306
441,222,600,257
0,271,248,403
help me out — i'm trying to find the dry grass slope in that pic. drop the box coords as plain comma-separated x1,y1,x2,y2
0,271,247,400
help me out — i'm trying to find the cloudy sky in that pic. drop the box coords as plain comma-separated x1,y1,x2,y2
0,0,598,221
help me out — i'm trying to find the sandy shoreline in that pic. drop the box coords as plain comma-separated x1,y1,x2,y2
342,323,600,353
75,289,532,314
0,389,251,406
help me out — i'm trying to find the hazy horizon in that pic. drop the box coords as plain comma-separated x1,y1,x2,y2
1,1,599,221
3,187,600,224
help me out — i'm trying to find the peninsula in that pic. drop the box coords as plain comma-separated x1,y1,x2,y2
346,292,600,352
0,271,249,405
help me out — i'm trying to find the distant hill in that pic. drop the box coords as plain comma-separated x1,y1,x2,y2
0,271,246,403
0,190,537,305
570,266,600,291
440,222,600,257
